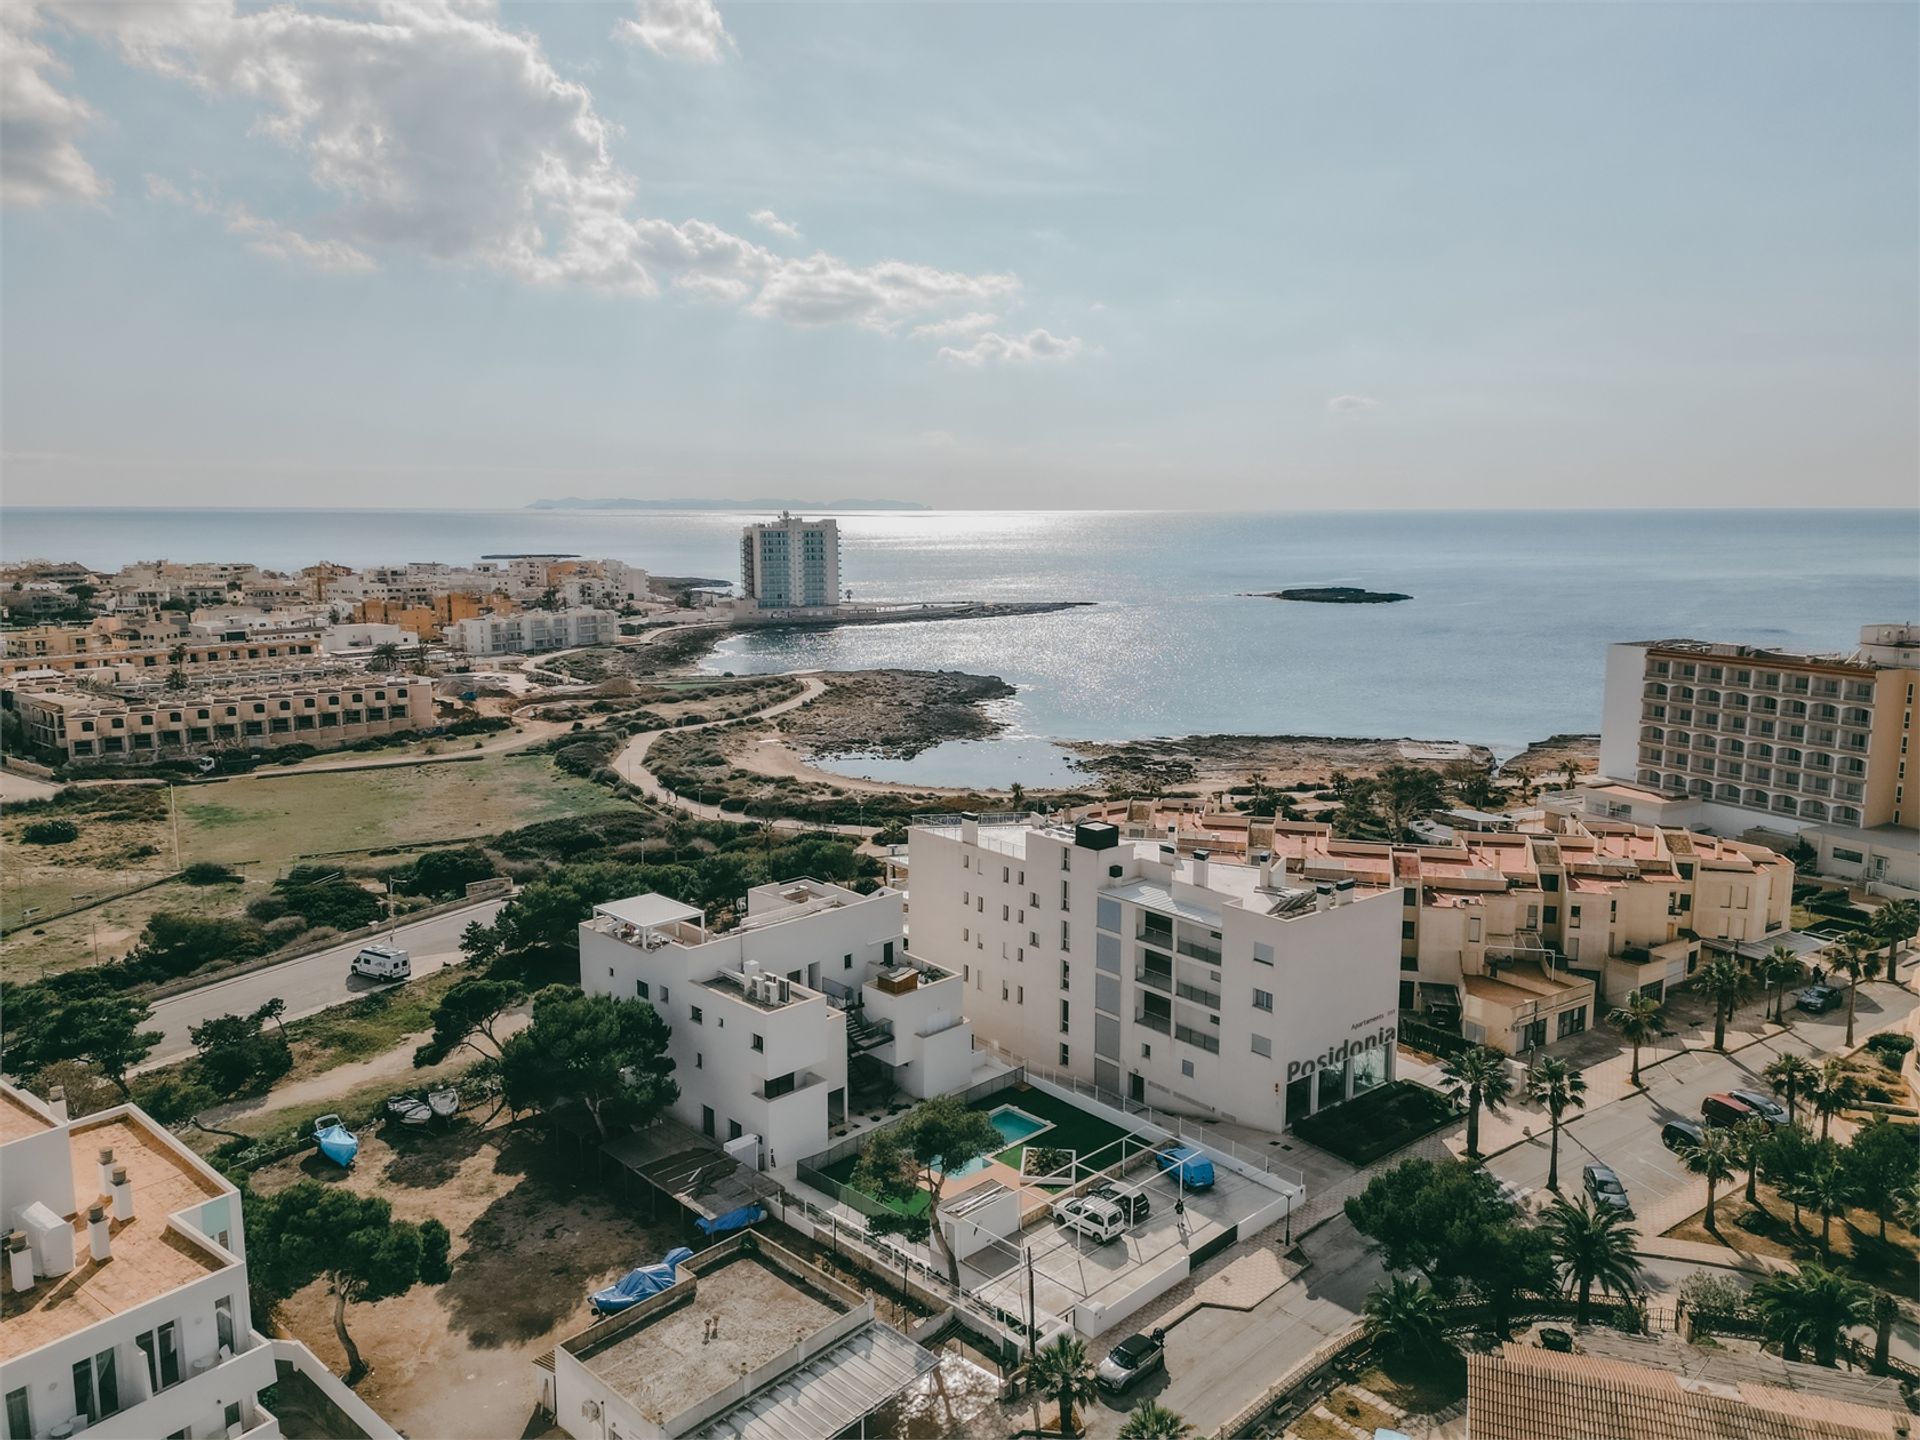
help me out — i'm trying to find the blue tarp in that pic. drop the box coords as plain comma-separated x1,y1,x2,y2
314,1117,358,1168
695,1204,766,1237
590,1246,694,1315
1155,1146,1215,1189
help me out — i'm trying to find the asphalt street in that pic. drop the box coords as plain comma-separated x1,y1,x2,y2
142,896,508,1066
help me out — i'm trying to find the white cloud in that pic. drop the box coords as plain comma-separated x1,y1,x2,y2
909,311,998,341
1327,394,1382,414
62,1,1017,334
938,328,1084,367
1,4,108,208
615,0,734,65
147,175,374,273
749,208,800,241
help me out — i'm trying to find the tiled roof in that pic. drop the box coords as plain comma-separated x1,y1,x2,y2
1468,1345,1910,1440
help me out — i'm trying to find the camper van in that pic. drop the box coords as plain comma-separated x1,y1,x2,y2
351,943,412,982
1053,1195,1128,1245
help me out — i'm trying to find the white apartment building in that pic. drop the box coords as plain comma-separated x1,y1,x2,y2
445,607,616,655
738,514,841,613
1593,624,1919,893
1,1083,279,1440
906,816,1402,1132
579,880,972,1171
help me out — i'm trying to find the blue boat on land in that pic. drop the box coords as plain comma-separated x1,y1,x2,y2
590,1247,694,1316
1155,1146,1215,1190
313,1114,359,1168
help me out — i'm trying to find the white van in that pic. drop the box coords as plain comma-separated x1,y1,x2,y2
351,943,412,981
1056,1195,1127,1245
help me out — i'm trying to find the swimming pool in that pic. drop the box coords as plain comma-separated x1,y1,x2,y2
937,1105,1052,1179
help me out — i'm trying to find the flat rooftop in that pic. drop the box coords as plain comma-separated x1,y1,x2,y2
0,1088,57,1143
575,1251,848,1425
1,1115,229,1356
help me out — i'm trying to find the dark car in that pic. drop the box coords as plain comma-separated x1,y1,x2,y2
1582,1163,1632,1216
1797,984,1841,1014
1096,1330,1166,1393
1662,1118,1706,1152
1090,1183,1152,1224
1701,1092,1758,1127
1728,1088,1790,1126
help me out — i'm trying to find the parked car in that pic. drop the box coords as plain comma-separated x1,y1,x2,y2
1096,1329,1167,1393
1796,984,1841,1014
1155,1146,1216,1190
1701,1092,1758,1127
1582,1163,1632,1216
1090,1182,1152,1224
1661,1118,1706,1152
351,943,412,981
1055,1196,1128,1245
1728,1089,1790,1126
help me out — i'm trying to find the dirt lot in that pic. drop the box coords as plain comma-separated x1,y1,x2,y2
254,1114,688,1439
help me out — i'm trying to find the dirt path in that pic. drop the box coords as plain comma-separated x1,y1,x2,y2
728,731,979,796
241,716,571,780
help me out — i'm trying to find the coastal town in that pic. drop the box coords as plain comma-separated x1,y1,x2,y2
2,518,1916,1440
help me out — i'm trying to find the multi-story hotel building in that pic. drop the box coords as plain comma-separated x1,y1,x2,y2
1592,623,1918,891
906,815,1402,1132
1,1082,279,1440
579,879,971,1171
738,514,841,613
5,674,435,763
444,607,615,655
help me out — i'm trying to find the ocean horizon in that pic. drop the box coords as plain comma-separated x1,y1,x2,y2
6,505,1915,786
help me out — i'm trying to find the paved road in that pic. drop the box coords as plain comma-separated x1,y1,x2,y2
142,898,508,1066
0,768,60,804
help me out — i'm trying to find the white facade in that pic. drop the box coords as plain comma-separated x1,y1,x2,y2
579,880,971,1171
905,817,1403,1131
739,515,841,612
0,1084,280,1440
320,622,423,657
445,607,616,655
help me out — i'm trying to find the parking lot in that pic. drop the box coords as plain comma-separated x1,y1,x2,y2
960,1154,1294,1334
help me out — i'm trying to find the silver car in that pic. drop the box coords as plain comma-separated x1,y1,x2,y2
1582,1163,1632,1216
1728,1088,1789,1126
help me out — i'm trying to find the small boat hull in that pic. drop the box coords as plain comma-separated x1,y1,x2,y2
385,1096,433,1128
427,1088,459,1120
314,1114,359,1168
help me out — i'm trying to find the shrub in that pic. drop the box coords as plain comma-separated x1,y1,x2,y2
21,819,78,844
126,913,271,981
1865,1031,1916,1068
246,895,291,923
181,861,242,886
400,847,497,899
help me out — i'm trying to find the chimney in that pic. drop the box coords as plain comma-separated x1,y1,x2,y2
1315,882,1333,913
1254,850,1274,890
110,1165,134,1222
959,812,979,844
87,1206,110,1263
1191,850,1211,889
6,1233,31,1292
46,1086,68,1123
97,1147,115,1195
1334,878,1356,907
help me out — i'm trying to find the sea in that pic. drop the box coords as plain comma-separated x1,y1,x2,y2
5,507,1916,788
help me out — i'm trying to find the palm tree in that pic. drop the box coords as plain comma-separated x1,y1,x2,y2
1606,992,1666,1088
1764,1053,1816,1126
1008,781,1026,813
1524,1057,1587,1191
1872,898,1919,976
1829,933,1882,1048
1361,1275,1450,1362
1693,954,1747,1052
1871,1292,1902,1377
1117,1401,1195,1440
1762,945,1803,1024
1681,1126,1739,1234
1786,1153,1858,1260
165,641,190,691
1443,1045,1515,1159
1031,1335,1097,1437
1542,1197,1642,1325
1751,1265,1871,1366
368,641,403,673
1806,1056,1857,1142
1728,1117,1772,1205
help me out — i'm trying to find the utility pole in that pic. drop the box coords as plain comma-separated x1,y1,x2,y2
1025,1247,1037,1363
169,784,181,870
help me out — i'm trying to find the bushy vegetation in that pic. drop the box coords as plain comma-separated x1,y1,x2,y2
394,846,497,899
21,818,79,844
181,861,243,885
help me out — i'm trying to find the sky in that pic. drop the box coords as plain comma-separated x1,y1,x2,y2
2,0,1915,511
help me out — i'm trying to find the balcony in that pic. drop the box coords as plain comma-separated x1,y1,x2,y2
1135,964,1172,993
1175,937,1222,966
1175,1023,1221,1054
1175,980,1221,1010
1135,1009,1172,1034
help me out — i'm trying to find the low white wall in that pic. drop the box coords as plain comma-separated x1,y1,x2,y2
270,1340,401,1440
1074,1246,1190,1338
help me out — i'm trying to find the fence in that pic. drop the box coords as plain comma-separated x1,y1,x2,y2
1398,1015,1475,1059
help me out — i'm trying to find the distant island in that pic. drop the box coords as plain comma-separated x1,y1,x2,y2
528,497,929,512
1247,586,1412,604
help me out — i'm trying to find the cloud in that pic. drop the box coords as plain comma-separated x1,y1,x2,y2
148,175,374,273
615,0,734,65
938,328,1084,367
920,430,958,448
749,208,800,241
61,1,1016,334
1327,394,1382,414
909,311,998,341
1,4,108,208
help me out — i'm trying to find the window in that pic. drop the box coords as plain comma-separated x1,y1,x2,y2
1252,988,1273,1011
660,986,669,1003
1181,1059,1194,1078
1002,983,1010,1001
1400,920,1416,941
216,1295,236,1354
7,1387,30,1440
1543,906,1559,926
844,952,853,970
1556,1006,1588,1039
136,1320,182,1391
225,1403,244,1435
1541,873,1559,892
729,1120,743,1141
690,1005,703,1024
765,1072,796,1099
1251,1034,1272,1058
1400,953,1419,971
702,1106,715,1136
72,1349,120,1423
1060,961,1071,990
750,1033,764,1052
635,979,650,999
1569,905,1581,928
1017,986,1025,1004
1252,941,1274,966
695,1052,703,1069
1141,1043,1152,1058
1059,1043,1071,1066
1060,999,1070,1033
1060,920,1071,951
